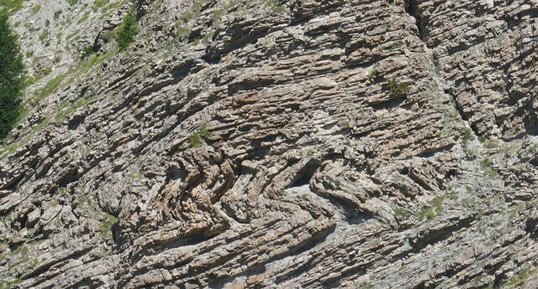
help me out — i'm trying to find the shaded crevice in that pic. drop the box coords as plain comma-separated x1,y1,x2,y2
289,159,320,188
410,215,475,252
405,0,427,41
445,88,481,138
526,216,538,239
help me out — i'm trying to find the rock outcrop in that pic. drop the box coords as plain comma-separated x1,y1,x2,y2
1,0,537,288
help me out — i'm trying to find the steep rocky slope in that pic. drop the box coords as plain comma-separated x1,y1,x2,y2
1,0,537,288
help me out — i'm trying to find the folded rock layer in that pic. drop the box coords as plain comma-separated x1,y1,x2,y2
0,0,537,288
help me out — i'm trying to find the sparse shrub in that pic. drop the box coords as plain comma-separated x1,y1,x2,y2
498,80,506,91
368,68,378,83
53,10,62,20
116,7,138,50
387,79,410,97
190,132,202,148
80,44,97,59
480,158,499,178
0,10,24,139
418,196,444,221
189,124,212,148
39,30,50,46
461,127,474,147
393,206,412,219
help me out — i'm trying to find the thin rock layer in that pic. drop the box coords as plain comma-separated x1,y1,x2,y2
1,0,537,288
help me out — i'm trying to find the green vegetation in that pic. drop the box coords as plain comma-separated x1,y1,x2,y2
53,9,62,20
39,30,50,46
116,7,138,50
80,44,97,59
461,127,474,148
189,124,212,148
175,26,190,40
100,213,117,239
387,79,410,97
418,196,444,221
501,269,533,289
430,52,440,74
0,278,22,289
12,244,28,255
30,3,41,14
393,195,447,222
0,10,24,139
78,10,90,24
498,80,506,91
66,0,78,6
32,73,66,105
368,68,378,83
393,206,412,219
93,0,109,10
264,0,287,14
0,0,24,12
55,98,88,124
181,0,209,22
480,158,499,178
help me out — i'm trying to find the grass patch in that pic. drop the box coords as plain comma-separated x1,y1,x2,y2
100,213,117,239
480,158,499,178
264,0,287,14
502,269,534,289
461,127,474,147
0,0,24,12
54,97,88,124
93,0,109,10
31,73,66,105
393,206,412,219
418,196,444,221
30,3,41,14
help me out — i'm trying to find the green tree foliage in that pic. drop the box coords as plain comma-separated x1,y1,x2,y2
0,10,24,139
116,7,138,51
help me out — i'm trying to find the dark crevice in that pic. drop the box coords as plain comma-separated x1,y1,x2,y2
289,159,320,188
410,215,475,252
153,235,212,254
526,216,538,239
405,0,427,41
313,183,374,225
416,143,456,159
370,96,407,111
445,88,481,139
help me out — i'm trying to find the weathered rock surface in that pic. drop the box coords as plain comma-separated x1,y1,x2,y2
1,0,537,288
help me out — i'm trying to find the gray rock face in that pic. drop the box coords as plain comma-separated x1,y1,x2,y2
1,0,537,288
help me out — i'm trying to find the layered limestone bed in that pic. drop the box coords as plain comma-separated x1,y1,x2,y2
1,0,537,288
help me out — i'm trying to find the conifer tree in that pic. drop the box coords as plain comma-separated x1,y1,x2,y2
0,10,24,139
